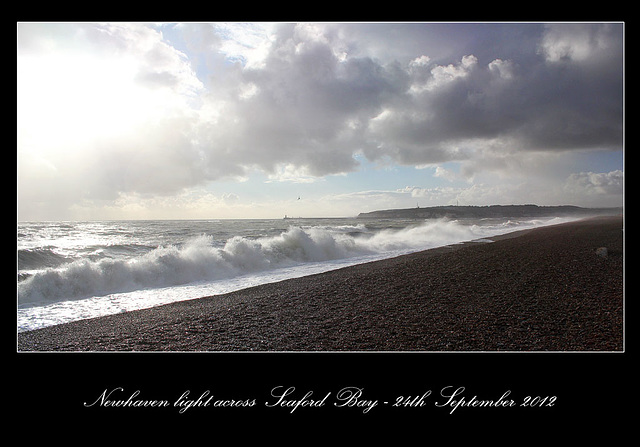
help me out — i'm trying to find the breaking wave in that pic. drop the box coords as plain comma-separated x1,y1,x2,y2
18,219,487,306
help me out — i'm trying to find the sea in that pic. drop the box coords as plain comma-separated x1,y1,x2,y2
17,216,578,332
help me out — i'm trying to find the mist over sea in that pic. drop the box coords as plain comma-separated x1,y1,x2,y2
18,216,577,332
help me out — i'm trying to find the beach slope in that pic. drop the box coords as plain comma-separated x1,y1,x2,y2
18,216,623,352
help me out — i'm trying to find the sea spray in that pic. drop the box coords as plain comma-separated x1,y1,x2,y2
18,216,579,331
17,219,482,305
18,226,372,305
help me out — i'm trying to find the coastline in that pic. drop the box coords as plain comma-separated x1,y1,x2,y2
17,215,623,352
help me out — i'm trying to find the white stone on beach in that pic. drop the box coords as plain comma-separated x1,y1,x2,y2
595,247,608,258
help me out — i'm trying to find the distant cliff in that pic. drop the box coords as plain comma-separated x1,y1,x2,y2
357,204,622,219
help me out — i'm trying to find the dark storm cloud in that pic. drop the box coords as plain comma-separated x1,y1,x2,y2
209,23,412,177
208,22,623,178
378,24,619,154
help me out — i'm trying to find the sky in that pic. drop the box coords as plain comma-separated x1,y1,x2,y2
17,22,624,220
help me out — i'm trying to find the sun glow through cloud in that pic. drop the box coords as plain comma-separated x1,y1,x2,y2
20,54,143,144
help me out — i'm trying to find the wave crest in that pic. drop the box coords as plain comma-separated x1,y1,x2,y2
17,219,496,306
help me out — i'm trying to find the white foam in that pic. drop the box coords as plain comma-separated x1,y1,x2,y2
17,216,580,331
19,220,471,306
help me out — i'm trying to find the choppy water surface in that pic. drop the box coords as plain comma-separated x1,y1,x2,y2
18,216,576,331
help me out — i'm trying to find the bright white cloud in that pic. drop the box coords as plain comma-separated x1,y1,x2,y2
539,23,619,63
487,58,515,79
211,22,277,68
266,164,322,184
565,170,623,195
429,54,477,89
433,166,459,182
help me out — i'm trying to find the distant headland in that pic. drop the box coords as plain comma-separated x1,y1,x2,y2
357,204,622,219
